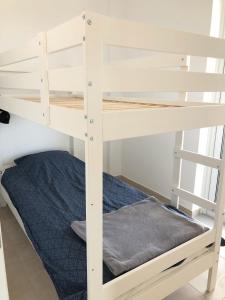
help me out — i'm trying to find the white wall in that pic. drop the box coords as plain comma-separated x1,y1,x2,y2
0,0,110,166
115,0,213,207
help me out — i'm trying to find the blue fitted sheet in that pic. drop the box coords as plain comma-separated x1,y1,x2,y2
1,151,147,300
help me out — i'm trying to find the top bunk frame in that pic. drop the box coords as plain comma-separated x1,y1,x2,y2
1,11,225,141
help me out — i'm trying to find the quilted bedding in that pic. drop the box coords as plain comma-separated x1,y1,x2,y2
1,151,147,300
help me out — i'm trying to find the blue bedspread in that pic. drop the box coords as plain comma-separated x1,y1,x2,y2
1,151,147,300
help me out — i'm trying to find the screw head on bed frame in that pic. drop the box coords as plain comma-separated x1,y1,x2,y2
87,19,92,25
82,14,86,20
88,81,93,87
83,36,86,42
90,119,94,124
85,132,88,137
90,137,94,141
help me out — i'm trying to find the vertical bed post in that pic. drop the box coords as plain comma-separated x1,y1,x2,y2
83,12,104,300
171,57,190,208
38,32,50,124
207,134,225,292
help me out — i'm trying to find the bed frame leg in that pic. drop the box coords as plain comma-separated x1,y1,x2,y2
207,260,219,292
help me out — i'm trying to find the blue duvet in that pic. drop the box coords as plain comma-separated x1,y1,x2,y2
1,151,147,300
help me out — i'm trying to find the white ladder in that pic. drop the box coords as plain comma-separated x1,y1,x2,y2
171,56,225,292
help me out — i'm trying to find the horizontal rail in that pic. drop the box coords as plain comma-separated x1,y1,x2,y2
103,229,214,299
103,66,225,92
49,104,85,140
172,187,216,210
131,251,214,300
0,96,44,124
0,72,40,90
0,36,40,68
102,104,225,141
0,59,38,73
110,54,188,69
48,67,84,91
47,15,84,53
100,12,225,59
175,149,221,169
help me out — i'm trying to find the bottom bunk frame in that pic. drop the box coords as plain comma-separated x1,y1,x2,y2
0,177,217,300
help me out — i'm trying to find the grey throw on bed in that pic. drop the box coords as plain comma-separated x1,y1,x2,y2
71,197,208,276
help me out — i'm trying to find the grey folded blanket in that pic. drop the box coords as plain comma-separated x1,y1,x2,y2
71,197,207,276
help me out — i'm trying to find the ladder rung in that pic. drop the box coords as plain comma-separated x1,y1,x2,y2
172,187,216,211
175,149,221,169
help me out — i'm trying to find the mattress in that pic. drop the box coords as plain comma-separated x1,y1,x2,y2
0,151,207,300
1,151,148,300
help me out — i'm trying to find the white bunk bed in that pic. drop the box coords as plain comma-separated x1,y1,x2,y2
0,10,225,300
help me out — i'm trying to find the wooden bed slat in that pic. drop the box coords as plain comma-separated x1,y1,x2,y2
17,96,182,111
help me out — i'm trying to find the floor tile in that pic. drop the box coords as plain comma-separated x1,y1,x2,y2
165,284,205,300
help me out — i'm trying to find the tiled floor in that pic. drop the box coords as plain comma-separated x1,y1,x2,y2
0,206,225,300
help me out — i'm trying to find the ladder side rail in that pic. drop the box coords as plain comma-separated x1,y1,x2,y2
38,32,50,124
207,127,225,291
171,59,190,208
